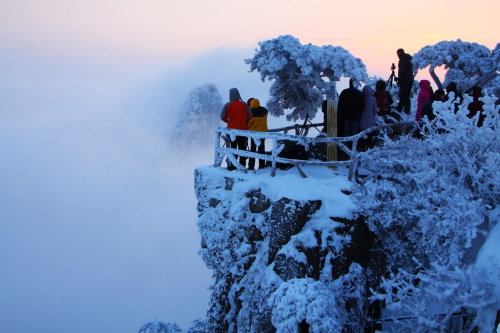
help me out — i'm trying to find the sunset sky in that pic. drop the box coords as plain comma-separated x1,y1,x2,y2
0,1,498,333
2,0,498,74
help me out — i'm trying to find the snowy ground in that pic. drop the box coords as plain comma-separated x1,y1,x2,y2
203,163,356,216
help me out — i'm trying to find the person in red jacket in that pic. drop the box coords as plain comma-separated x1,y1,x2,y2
374,80,393,116
220,88,253,170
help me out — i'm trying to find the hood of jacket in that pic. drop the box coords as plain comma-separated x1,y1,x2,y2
229,88,241,101
399,53,413,61
428,93,442,102
250,99,260,109
362,85,373,97
446,82,458,93
419,80,430,91
472,92,484,102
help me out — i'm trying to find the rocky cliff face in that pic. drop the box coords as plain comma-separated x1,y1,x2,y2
194,166,386,332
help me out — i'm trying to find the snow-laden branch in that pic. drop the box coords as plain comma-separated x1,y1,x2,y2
245,35,368,122
412,39,498,92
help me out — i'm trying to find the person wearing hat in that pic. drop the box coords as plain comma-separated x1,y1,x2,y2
338,78,365,137
394,48,414,114
444,82,464,113
246,98,268,170
220,88,253,170
467,86,485,126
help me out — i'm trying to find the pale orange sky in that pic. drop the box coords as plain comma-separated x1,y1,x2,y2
1,0,498,77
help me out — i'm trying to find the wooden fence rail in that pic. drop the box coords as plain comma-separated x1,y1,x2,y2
214,121,421,181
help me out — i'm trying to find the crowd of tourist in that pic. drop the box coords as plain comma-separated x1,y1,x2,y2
219,48,491,170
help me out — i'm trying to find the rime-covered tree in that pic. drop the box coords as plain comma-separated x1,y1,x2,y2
354,94,500,331
138,319,206,333
185,319,206,333
245,35,368,122
171,83,224,151
412,39,499,93
138,320,183,333
482,43,500,97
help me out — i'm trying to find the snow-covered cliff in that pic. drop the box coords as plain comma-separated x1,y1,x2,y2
194,165,386,332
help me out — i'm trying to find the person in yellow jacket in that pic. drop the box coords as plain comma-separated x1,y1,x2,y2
246,98,268,170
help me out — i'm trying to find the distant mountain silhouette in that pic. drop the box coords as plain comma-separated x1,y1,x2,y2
172,83,224,151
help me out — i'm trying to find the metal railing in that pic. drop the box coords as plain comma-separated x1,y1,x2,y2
214,121,420,181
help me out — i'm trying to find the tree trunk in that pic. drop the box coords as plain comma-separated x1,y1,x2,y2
429,67,444,90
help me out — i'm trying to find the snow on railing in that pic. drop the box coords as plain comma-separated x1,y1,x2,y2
214,121,421,181
267,122,323,136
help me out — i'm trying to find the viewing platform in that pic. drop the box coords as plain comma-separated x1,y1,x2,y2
213,120,421,180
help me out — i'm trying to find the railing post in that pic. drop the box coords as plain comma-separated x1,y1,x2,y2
214,129,223,167
327,99,338,170
271,138,278,177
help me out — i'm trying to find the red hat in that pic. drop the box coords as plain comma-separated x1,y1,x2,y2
247,98,254,107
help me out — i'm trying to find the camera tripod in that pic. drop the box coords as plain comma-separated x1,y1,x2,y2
386,63,397,91
299,113,321,136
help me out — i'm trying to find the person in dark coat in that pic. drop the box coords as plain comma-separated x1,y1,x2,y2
374,80,393,116
220,88,253,170
422,89,445,122
443,82,464,113
246,98,268,170
338,79,365,136
467,87,485,126
394,48,414,114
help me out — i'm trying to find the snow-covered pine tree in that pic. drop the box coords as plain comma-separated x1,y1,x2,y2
245,35,368,122
412,39,499,94
171,83,224,152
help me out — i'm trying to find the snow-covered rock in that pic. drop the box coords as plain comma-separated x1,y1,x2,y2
194,165,385,332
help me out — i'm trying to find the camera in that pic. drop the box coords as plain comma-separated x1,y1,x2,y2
391,63,396,71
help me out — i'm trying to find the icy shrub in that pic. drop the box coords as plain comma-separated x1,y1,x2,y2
356,94,500,265
138,320,183,333
138,319,206,333
269,278,342,333
355,93,500,331
371,257,497,332
185,318,206,333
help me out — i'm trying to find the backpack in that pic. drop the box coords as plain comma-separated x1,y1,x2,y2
376,91,390,115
